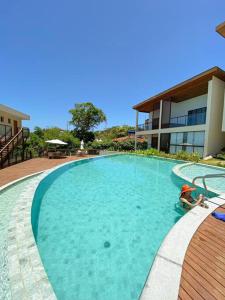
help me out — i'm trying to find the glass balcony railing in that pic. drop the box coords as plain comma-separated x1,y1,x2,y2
136,112,206,132
169,111,206,128
136,123,152,131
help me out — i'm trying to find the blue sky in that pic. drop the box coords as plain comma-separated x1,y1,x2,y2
0,0,224,131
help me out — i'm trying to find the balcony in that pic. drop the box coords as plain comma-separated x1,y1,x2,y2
0,124,12,145
136,111,206,132
136,122,152,132
167,111,206,128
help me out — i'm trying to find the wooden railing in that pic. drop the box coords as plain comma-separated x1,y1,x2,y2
0,124,12,145
0,127,30,168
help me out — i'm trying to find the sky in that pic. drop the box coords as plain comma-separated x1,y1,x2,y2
0,0,224,131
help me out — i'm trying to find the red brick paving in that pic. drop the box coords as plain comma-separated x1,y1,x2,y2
0,156,93,187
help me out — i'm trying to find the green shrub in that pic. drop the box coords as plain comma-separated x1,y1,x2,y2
87,140,147,151
134,148,201,162
176,151,200,162
217,162,225,168
217,153,225,160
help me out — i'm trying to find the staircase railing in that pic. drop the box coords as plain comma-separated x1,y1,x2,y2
0,127,30,168
0,124,12,145
192,173,225,196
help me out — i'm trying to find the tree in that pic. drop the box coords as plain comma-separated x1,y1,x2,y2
25,127,80,155
69,102,106,142
42,127,80,148
33,126,45,139
95,125,135,141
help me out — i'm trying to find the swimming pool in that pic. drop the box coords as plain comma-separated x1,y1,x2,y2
180,163,225,193
31,155,190,300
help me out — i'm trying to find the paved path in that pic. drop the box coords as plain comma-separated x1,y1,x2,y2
0,156,93,187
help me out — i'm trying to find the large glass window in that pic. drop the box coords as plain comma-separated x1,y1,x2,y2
169,131,205,156
193,131,205,146
176,132,183,144
187,107,207,125
170,133,177,144
187,132,194,144
169,145,176,154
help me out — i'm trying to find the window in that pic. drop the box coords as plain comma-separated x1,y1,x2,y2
187,107,207,125
176,132,183,144
169,145,176,154
183,132,188,143
193,131,205,146
0,116,4,122
170,133,177,144
8,118,11,124
187,132,194,144
169,131,205,157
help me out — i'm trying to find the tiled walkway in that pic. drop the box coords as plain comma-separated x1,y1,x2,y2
0,156,93,187
179,204,225,300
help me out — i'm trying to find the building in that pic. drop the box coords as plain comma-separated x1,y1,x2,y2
0,104,30,168
133,67,225,157
216,21,225,38
0,104,30,136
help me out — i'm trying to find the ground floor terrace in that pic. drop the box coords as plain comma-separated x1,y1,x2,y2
0,155,225,300
136,128,206,157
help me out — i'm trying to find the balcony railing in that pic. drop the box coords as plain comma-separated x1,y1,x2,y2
0,124,12,145
136,122,152,131
137,112,206,131
0,127,30,168
169,111,206,128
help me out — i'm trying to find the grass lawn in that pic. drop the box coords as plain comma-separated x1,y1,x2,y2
200,158,225,168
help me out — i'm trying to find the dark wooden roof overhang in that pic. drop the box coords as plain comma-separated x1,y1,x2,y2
216,21,225,38
133,67,225,113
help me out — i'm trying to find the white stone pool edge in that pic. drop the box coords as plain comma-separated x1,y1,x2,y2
5,155,120,300
140,162,225,300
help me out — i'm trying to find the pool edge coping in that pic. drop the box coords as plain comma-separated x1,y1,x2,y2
139,162,225,300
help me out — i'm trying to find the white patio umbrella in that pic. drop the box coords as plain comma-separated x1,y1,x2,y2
45,139,68,152
45,139,68,145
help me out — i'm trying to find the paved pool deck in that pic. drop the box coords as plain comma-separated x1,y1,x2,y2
0,156,94,187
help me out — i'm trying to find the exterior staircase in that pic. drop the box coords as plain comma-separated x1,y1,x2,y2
0,127,30,169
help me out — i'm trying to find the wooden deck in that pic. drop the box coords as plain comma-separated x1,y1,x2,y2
179,204,225,300
0,156,94,187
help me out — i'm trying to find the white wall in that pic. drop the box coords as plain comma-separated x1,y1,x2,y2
204,76,225,156
170,94,208,118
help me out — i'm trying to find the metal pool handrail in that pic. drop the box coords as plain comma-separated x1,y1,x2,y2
192,173,225,195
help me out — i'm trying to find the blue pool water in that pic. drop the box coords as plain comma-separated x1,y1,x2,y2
181,163,225,193
32,155,188,300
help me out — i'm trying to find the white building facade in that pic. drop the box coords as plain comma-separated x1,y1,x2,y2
133,67,225,157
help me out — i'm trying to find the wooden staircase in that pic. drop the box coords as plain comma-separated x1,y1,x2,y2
0,127,30,169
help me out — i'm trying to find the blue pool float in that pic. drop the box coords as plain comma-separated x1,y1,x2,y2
212,212,225,222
